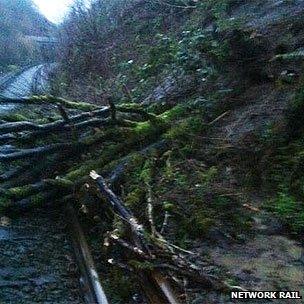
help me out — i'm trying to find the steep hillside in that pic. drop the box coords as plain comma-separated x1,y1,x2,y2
54,1,304,301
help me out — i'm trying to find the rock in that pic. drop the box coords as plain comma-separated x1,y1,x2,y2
279,69,298,83
142,74,197,105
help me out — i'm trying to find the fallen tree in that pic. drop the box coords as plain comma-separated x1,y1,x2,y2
0,95,245,302
90,172,245,298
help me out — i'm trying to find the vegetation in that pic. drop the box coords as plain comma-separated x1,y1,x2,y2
2,0,304,302
0,0,54,72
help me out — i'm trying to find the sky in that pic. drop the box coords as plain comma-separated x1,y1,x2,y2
32,0,75,24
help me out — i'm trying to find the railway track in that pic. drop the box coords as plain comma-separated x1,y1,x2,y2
0,202,109,304
0,66,110,303
0,207,82,303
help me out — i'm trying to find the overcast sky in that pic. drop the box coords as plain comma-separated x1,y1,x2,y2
32,0,75,23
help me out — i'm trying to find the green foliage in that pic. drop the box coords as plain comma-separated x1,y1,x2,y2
268,193,304,234
176,29,229,67
57,0,247,101
165,116,204,142
200,0,244,31
137,34,179,80
287,85,304,138
103,268,135,304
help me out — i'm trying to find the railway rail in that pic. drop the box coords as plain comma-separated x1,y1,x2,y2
0,66,110,304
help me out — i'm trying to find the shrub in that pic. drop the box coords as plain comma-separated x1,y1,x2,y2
287,85,304,138
269,192,304,234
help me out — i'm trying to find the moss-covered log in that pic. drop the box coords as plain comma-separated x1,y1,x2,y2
0,95,100,111
0,108,110,135
0,178,74,202
1,190,64,212
0,143,73,162
0,103,156,136
1,105,188,207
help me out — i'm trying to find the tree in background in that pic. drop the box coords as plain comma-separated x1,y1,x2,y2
0,0,54,72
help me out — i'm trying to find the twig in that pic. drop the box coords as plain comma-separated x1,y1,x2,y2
208,111,230,126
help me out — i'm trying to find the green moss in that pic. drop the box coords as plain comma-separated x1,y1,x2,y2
160,104,189,121
28,95,99,111
125,188,146,209
266,193,304,234
102,268,135,304
30,193,48,206
165,116,205,141
1,113,27,122
287,85,304,138
2,184,40,200
44,178,74,189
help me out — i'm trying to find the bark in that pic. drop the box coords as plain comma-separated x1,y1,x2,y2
0,143,73,163
0,107,110,135
108,140,168,188
90,172,181,304
0,95,100,111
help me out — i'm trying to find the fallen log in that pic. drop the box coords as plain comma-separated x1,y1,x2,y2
108,140,168,188
0,124,120,163
0,104,154,136
90,172,245,297
1,178,73,202
1,190,67,213
0,107,110,135
0,142,73,163
90,171,181,304
0,95,100,111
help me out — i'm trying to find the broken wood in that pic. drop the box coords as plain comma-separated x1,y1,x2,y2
208,111,230,126
90,171,181,304
0,143,73,162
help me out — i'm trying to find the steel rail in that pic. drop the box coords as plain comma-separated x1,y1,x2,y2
66,202,109,304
